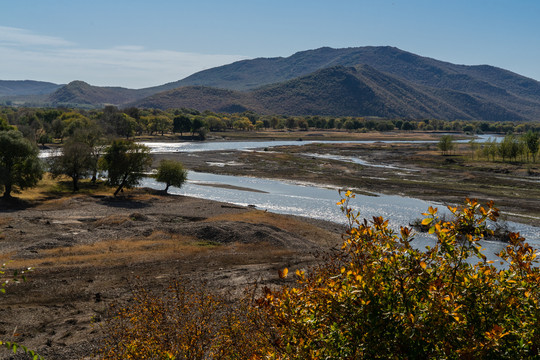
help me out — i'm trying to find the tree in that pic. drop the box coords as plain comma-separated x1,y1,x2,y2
147,115,172,136
191,117,207,139
99,140,152,196
438,134,454,155
69,126,105,183
0,130,43,199
232,118,253,131
49,140,93,192
173,115,192,136
0,117,14,131
155,160,187,194
523,130,539,162
205,116,225,131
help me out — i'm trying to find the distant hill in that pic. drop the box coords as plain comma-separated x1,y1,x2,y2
5,46,540,121
0,80,62,96
47,80,147,107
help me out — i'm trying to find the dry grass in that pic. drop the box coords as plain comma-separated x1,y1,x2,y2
10,232,214,269
15,173,116,202
205,210,340,246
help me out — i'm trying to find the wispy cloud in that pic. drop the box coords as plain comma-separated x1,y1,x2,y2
0,27,246,88
0,26,74,47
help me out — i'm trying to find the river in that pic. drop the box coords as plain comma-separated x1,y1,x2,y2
39,136,540,253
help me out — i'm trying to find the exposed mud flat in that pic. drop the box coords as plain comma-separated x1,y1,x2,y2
153,140,540,226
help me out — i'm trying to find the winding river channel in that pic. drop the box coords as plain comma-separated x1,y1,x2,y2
137,138,539,254
40,136,540,256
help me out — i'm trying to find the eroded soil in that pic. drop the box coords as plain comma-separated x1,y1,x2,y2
0,192,341,359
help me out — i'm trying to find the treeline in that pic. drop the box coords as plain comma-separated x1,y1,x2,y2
440,132,540,163
479,133,539,163
1,105,540,146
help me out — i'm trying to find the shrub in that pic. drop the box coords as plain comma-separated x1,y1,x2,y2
261,194,539,359
99,280,271,359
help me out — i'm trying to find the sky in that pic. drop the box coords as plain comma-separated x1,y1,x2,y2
2,0,540,89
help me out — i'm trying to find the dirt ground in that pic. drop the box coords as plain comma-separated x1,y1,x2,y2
0,191,342,359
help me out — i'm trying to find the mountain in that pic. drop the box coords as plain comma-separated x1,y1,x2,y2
170,46,540,121
47,80,149,107
0,80,62,96
132,65,525,122
5,46,540,121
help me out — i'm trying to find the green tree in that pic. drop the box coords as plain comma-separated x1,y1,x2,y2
69,127,105,183
99,140,152,196
191,117,207,138
49,139,94,192
523,130,539,162
0,117,14,131
438,134,454,155
155,160,187,194
173,115,192,136
0,130,43,199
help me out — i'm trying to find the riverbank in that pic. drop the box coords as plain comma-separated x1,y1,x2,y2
150,136,540,227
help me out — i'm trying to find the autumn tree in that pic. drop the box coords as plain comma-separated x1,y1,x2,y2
260,194,540,359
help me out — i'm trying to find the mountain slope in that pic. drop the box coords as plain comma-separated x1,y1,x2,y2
48,81,143,106
171,46,540,120
132,65,525,122
0,80,62,96
8,46,540,121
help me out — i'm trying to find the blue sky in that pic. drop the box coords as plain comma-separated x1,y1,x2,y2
2,0,540,88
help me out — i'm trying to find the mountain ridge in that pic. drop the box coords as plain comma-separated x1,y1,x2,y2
2,46,540,121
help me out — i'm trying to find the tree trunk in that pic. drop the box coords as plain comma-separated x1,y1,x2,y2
164,184,170,194
72,175,79,192
2,182,12,199
114,175,128,197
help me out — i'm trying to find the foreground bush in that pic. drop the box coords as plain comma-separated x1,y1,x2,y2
101,195,539,359
262,195,539,359
100,280,272,360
